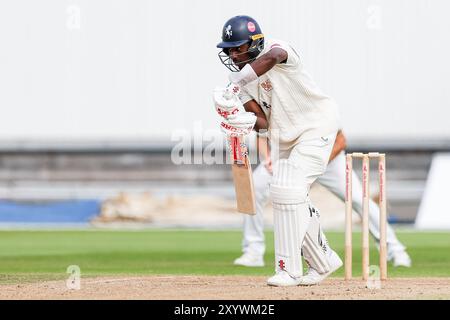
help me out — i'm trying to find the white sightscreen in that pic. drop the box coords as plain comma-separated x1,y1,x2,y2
0,0,449,143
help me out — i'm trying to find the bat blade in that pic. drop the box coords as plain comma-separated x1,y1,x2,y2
232,157,256,214
228,136,256,215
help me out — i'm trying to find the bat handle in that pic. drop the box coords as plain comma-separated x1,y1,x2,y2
230,135,244,164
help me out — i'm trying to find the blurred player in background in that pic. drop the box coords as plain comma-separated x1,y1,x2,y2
234,131,412,274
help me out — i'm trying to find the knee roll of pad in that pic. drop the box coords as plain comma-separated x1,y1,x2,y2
270,159,308,204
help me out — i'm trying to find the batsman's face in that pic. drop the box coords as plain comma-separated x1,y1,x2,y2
228,44,251,70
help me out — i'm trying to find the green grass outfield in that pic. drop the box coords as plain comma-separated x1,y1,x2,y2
0,230,449,284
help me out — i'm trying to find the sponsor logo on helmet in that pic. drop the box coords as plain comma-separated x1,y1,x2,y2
225,25,233,39
247,21,256,32
251,34,264,41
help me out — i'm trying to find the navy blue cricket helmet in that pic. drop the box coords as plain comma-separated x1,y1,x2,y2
217,15,264,72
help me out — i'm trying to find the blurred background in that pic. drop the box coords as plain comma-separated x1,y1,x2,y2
0,0,449,230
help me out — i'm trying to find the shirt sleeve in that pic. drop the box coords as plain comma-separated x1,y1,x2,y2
267,40,301,68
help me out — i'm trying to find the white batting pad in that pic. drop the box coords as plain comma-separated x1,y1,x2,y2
270,159,311,278
302,205,331,274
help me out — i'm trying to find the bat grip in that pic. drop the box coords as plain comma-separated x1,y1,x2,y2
231,136,243,164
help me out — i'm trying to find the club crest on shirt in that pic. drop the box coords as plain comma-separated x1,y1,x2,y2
260,79,273,92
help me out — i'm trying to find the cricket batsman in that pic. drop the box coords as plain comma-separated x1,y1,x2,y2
214,15,342,286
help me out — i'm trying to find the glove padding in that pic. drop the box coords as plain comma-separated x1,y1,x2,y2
213,84,242,119
220,112,257,136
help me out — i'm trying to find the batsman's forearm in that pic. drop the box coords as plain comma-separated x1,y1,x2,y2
254,115,269,132
329,130,347,162
329,145,342,162
250,56,278,76
250,48,288,76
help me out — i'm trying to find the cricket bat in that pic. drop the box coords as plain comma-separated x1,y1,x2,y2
228,135,256,215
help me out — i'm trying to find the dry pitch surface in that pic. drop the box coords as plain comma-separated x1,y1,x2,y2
1,276,450,300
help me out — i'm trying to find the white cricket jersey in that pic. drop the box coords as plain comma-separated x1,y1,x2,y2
238,38,340,149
